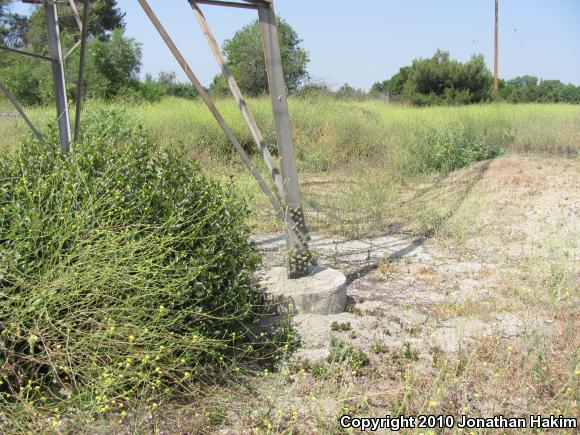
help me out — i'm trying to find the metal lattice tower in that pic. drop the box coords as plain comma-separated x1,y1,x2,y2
1,0,312,279
1,0,90,153
138,0,312,278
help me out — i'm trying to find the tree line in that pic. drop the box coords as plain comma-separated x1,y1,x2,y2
1,1,578,106
369,50,580,105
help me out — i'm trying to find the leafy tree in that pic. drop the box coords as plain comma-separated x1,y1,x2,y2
0,0,11,22
0,0,28,48
208,74,229,97
211,17,309,96
374,53,580,105
372,50,492,105
26,0,124,51
0,30,138,105
560,83,580,104
0,53,49,105
139,71,198,101
334,83,367,101
0,1,142,104
499,75,580,104
92,29,141,96
369,79,389,96
295,80,332,97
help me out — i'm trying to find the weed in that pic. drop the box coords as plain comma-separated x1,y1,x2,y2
206,406,228,427
327,338,370,371
330,321,352,332
273,314,301,353
403,342,419,361
431,346,443,369
371,341,388,354
311,362,328,380
379,259,398,276
0,111,268,428
426,123,504,172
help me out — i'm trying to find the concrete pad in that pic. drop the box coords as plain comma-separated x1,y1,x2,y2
261,266,347,315
432,317,493,353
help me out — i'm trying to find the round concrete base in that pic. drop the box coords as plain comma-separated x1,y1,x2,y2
261,266,347,315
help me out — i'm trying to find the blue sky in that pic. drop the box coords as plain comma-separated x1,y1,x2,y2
13,1,580,88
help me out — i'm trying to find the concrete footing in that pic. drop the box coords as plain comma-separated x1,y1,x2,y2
261,266,347,315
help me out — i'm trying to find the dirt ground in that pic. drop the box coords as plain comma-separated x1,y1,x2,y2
251,155,578,360
135,155,580,434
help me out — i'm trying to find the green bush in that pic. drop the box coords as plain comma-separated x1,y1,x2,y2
425,123,504,171
498,76,580,104
0,109,263,423
371,50,493,106
327,338,369,370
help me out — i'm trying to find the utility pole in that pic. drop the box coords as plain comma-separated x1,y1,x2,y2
45,1,72,153
494,0,499,93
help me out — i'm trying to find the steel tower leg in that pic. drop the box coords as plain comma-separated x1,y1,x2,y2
45,2,72,154
258,2,310,278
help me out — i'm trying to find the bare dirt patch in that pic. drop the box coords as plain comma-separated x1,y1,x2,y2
254,156,579,361
229,155,578,432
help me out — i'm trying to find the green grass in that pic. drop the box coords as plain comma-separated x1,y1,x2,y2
131,98,579,237
3,97,579,166
2,97,578,238
132,97,580,170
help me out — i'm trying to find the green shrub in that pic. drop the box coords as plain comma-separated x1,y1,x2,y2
327,338,370,370
425,123,504,171
0,110,263,423
79,106,143,146
330,321,352,332
372,50,493,106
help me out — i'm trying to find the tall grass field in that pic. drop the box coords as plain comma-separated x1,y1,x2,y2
2,98,578,238
3,97,579,163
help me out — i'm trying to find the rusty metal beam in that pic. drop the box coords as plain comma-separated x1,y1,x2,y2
192,0,259,10
45,2,72,153
74,0,89,142
63,38,81,60
240,0,271,4
494,0,499,93
67,0,83,31
259,1,310,277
